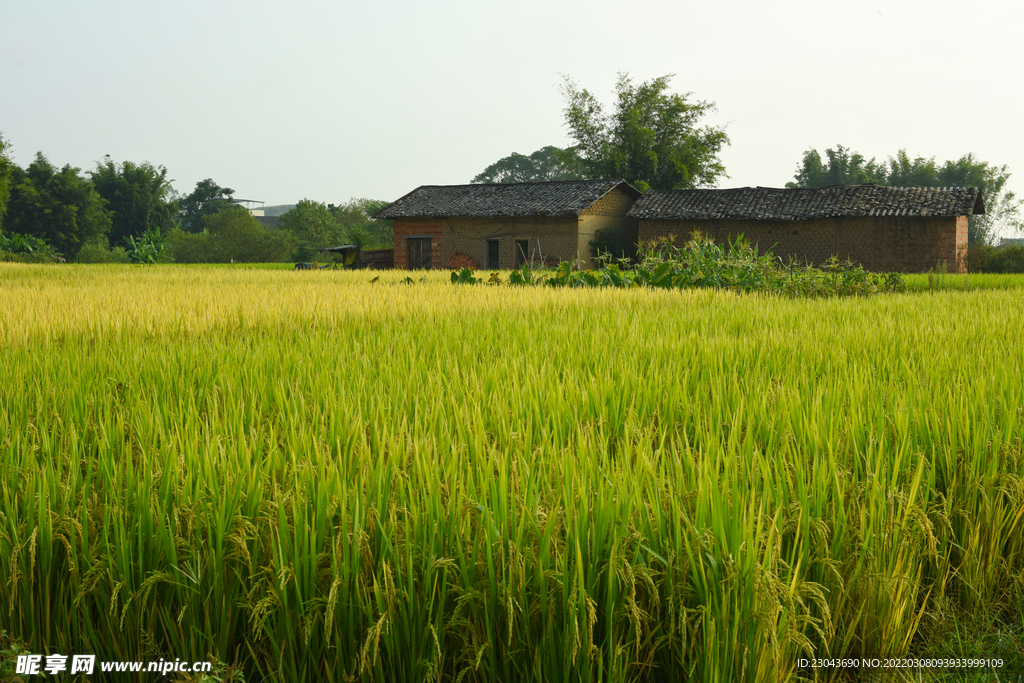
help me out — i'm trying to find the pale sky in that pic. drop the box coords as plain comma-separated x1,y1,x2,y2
2,0,1022,234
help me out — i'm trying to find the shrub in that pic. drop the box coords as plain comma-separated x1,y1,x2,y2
987,245,1024,273
461,233,906,298
967,243,1024,273
164,228,217,264
124,229,168,264
967,243,994,272
589,224,638,263
203,211,295,263
76,237,130,263
0,232,62,262
164,213,296,263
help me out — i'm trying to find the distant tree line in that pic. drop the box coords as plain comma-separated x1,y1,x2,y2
787,145,1022,246
0,132,392,264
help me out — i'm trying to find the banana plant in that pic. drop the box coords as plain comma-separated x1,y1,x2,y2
124,229,166,265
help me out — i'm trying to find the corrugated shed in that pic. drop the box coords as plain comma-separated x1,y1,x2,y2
627,185,985,221
373,179,640,219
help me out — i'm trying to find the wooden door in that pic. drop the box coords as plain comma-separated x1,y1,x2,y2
408,237,432,269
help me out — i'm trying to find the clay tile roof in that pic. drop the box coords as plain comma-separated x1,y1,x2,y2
373,179,640,219
627,185,985,221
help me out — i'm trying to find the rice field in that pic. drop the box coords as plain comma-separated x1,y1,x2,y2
1,263,1023,682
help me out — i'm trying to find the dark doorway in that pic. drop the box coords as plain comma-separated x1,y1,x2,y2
515,240,529,267
486,240,500,269
407,237,432,269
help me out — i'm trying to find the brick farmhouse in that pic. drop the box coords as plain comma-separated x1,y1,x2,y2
374,179,640,271
376,181,983,273
629,185,984,273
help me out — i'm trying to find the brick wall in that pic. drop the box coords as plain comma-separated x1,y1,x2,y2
638,215,967,272
442,217,580,269
393,218,442,269
836,216,963,272
938,215,968,273
638,219,836,265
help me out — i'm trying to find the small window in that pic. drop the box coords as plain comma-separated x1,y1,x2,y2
486,240,500,269
515,240,529,267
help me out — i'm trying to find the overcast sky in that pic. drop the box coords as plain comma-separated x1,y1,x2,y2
2,0,1022,232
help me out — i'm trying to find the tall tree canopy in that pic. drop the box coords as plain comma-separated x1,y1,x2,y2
786,145,887,188
560,73,729,191
90,156,177,245
4,153,112,258
329,198,394,247
788,145,1022,244
278,199,343,250
204,210,295,263
177,178,243,232
0,132,14,231
472,146,582,184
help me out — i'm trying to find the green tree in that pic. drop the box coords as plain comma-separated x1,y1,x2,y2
89,156,178,246
787,145,1022,244
177,178,243,232
4,153,112,258
206,210,296,262
164,212,296,264
329,197,394,247
884,149,940,187
560,72,729,191
278,199,344,252
785,145,887,188
936,154,1020,245
886,150,1021,243
0,132,13,231
472,146,583,184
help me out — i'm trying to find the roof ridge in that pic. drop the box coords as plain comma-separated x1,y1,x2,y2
417,178,627,190
374,179,640,219
627,185,983,221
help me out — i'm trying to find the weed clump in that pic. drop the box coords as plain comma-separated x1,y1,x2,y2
454,233,907,297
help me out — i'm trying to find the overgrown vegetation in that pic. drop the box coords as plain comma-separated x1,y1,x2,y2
3,153,112,259
967,243,1024,273
279,198,394,260
123,228,167,264
588,224,638,262
165,211,295,264
0,132,13,228
461,233,906,297
74,236,130,263
0,231,62,262
0,133,394,265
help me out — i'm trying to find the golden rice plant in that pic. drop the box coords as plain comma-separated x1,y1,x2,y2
0,263,1022,682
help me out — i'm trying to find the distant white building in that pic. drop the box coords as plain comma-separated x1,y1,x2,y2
234,199,265,217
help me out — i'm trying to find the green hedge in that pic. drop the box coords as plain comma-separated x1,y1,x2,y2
967,243,1024,273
